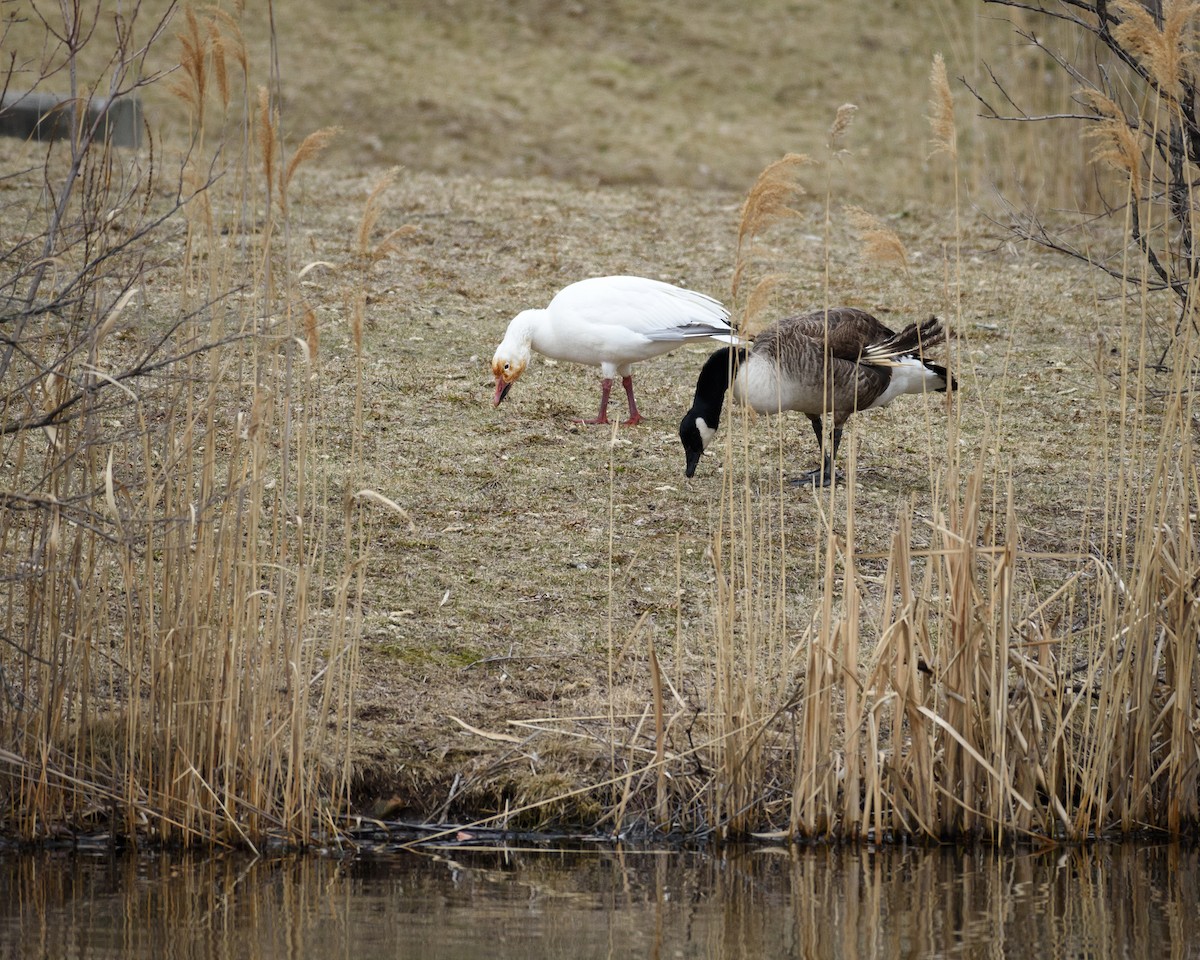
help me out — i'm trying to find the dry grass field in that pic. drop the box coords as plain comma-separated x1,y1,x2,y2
2,0,1193,843
323,168,1106,815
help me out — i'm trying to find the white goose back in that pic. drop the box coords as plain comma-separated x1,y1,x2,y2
529,276,733,373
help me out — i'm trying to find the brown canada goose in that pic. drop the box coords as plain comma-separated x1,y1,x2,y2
491,276,738,426
678,307,955,486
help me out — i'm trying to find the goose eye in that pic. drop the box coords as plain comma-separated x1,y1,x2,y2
503,362,510,371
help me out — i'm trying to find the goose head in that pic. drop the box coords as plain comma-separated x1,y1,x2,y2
491,351,527,406
678,410,718,477
678,345,739,477
491,313,535,407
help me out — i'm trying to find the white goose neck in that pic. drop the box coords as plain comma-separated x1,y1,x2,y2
506,309,545,345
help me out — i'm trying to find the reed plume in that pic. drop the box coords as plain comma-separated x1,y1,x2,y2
208,19,230,109
735,153,810,244
356,167,418,264
928,53,958,159
207,6,249,83
828,103,858,153
845,205,910,273
168,7,207,122
281,126,340,209
742,274,783,335
1080,90,1144,183
731,153,812,308
1111,0,1199,101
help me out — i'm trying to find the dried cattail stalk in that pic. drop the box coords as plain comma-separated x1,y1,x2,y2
182,161,214,235
1112,0,1199,102
257,86,277,190
351,293,364,354
303,304,320,363
845,205,910,273
928,53,957,159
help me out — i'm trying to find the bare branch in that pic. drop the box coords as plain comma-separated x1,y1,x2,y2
0,300,254,437
977,0,1200,357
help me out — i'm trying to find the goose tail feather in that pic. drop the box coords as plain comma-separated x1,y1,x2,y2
863,315,945,364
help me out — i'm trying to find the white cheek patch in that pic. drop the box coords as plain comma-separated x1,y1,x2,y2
696,417,717,449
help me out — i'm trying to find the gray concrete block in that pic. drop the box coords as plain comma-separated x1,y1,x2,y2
0,91,142,147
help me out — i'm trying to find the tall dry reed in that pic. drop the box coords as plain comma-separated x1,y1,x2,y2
0,4,380,846
593,50,1200,841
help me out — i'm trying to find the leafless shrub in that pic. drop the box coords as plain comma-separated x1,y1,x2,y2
0,2,373,845
970,0,1200,364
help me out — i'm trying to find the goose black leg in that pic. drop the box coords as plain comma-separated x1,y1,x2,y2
792,419,843,488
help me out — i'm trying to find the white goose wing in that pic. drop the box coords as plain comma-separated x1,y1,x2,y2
549,276,734,348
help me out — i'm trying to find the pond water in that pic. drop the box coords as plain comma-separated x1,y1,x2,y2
0,841,1194,958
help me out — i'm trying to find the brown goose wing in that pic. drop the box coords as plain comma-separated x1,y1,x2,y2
771,308,895,362
752,311,894,418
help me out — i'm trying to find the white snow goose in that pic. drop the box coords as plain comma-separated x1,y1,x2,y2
492,275,737,426
678,307,956,486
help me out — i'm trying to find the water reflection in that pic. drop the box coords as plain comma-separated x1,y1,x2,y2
0,842,1194,958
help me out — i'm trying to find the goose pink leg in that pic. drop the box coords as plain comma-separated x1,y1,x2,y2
576,378,614,425
575,375,643,426
619,375,643,426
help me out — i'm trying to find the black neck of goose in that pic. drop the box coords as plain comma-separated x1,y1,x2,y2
690,346,747,428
